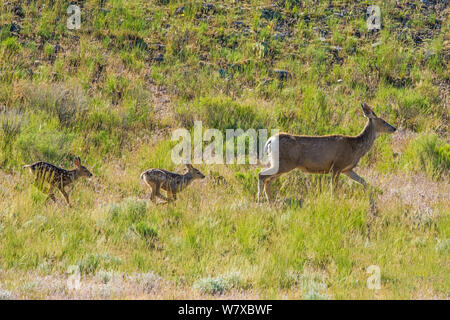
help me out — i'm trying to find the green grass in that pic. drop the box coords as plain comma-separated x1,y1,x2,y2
399,134,450,179
0,0,448,299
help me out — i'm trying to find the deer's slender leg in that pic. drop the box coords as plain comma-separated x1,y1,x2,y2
43,183,54,202
343,170,376,206
46,191,56,203
164,189,176,202
257,173,268,203
58,187,71,207
264,177,273,203
146,182,156,202
343,170,367,188
155,184,169,201
258,167,280,203
257,177,264,203
143,178,158,202
263,174,282,203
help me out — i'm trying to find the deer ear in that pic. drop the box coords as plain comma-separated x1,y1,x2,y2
74,156,81,167
361,103,376,118
185,164,193,170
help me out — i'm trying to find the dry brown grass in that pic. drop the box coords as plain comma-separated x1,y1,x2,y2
0,268,263,300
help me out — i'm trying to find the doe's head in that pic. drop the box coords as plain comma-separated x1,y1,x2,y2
74,156,93,177
361,103,396,134
186,164,205,179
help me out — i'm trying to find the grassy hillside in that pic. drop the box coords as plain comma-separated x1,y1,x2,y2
0,0,448,299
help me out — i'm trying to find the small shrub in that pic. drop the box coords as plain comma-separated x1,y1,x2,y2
0,110,23,152
436,239,450,254
105,75,129,105
0,288,14,300
181,96,269,132
95,270,117,284
0,26,10,42
286,270,330,300
78,253,122,275
235,169,258,195
1,37,20,57
22,83,88,128
43,43,54,58
193,272,242,295
133,272,162,294
399,134,449,179
15,115,74,165
108,198,147,224
135,221,158,240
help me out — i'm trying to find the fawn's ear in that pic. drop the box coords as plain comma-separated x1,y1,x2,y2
74,156,81,167
361,103,377,118
185,163,193,170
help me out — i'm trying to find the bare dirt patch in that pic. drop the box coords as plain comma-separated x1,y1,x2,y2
360,168,449,215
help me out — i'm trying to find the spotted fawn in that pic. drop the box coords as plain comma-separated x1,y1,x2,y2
140,164,205,202
23,156,93,206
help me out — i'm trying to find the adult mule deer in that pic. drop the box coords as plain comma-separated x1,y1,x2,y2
23,156,93,206
258,103,396,203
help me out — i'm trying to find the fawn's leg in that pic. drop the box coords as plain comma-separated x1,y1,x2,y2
46,192,56,203
155,184,169,201
58,187,71,207
45,186,56,203
147,182,156,201
163,190,176,202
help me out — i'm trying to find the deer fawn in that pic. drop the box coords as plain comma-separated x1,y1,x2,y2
23,156,93,206
258,103,396,203
140,164,205,202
